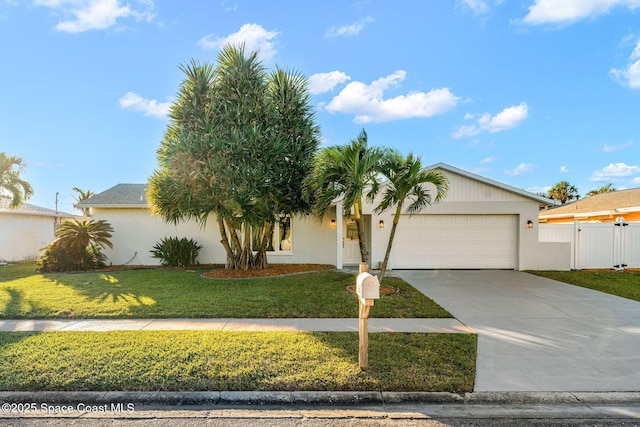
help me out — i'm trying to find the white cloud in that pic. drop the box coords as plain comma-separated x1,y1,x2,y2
560,165,569,172
308,71,351,95
323,71,459,123
452,102,529,139
458,0,490,15
325,16,374,38
523,0,640,26
602,140,634,152
527,185,551,195
589,162,640,181
35,0,154,33
198,23,280,62
119,92,170,118
610,40,640,89
506,163,535,176
481,156,496,164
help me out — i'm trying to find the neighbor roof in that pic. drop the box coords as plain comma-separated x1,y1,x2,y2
540,187,640,219
0,197,77,218
77,184,148,208
429,163,556,207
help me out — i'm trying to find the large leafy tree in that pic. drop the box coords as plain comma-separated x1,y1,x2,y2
587,183,616,197
374,151,448,282
306,129,385,264
0,152,33,208
547,181,579,204
148,44,320,270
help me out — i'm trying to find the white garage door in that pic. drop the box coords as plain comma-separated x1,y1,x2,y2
390,215,517,269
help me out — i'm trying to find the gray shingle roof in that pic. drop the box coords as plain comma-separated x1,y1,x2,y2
0,197,77,218
77,184,148,207
540,187,640,217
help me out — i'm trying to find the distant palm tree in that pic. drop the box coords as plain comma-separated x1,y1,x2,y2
72,187,94,216
587,183,616,197
306,129,385,263
0,152,33,208
374,151,448,282
547,181,579,204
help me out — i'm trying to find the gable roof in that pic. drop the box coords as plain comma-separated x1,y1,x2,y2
429,163,556,207
540,187,640,219
0,197,77,218
77,184,148,208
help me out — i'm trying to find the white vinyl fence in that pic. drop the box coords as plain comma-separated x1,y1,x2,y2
539,220,640,270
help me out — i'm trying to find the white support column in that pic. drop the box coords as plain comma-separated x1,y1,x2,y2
336,200,343,269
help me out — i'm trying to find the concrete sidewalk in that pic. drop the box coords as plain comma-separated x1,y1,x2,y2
0,318,473,333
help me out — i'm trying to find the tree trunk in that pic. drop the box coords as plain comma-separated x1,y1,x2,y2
253,221,272,270
353,199,368,263
378,204,403,282
224,217,244,270
216,216,237,270
236,224,254,270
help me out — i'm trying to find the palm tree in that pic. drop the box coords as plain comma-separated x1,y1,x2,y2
587,183,615,197
374,151,448,281
54,219,113,270
306,129,385,263
72,187,94,216
547,181,579,204
0,152,34,208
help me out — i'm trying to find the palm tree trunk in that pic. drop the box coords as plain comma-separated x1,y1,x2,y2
378,204,403,282
237,224,254,270
354,199,369,263
253,221,272,270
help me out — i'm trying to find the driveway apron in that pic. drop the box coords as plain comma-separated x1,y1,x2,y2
395,270,640,392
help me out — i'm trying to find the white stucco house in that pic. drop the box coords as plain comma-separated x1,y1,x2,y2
77,163,571,270
0,197,79,262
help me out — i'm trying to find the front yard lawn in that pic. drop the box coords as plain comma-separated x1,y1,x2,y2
529,270,640,302
0,263,451,319
0,331,476,393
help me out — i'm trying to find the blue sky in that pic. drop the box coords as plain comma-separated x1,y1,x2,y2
2,0,640,212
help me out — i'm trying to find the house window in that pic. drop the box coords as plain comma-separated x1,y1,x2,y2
251,216,292,252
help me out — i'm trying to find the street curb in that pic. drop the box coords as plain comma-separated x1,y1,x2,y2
1,391,639,407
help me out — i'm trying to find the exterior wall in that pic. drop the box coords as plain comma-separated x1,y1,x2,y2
91,207,337,266
363,170,571,271
0,213,66,262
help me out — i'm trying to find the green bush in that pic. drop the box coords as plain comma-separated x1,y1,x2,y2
150,237,203,267
38,242,107,272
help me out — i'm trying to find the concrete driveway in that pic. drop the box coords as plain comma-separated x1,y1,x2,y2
395,270,640,392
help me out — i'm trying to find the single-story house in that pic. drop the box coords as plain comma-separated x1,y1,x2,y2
0,197,78,262
78,163,571,270
539,187,640,224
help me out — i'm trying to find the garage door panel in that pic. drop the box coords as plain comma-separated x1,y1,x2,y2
390,215,517,269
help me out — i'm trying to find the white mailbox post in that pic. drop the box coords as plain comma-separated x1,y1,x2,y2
356,265,380,370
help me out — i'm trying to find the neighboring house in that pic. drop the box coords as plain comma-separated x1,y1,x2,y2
78,163,571,270
539,187,640,224
0,197,78,262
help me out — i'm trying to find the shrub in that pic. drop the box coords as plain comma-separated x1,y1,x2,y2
38,242,108,272
37,219,113,272
150,237,203,267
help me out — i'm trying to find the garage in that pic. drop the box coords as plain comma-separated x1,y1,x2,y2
389,214,518,269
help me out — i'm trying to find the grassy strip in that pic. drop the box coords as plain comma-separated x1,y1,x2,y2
0,331,475,393
529,270,640,302
0,263,451,319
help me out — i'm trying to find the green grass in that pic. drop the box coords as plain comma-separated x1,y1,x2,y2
529,270,640,302
0,263,451,319
0,331,476,393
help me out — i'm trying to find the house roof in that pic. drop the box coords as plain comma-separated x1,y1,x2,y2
429,163,556,207
539,187,640,219
0,197,77,218
77,184,148,208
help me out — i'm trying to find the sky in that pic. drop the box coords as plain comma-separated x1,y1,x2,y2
2,0,640,213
